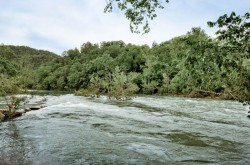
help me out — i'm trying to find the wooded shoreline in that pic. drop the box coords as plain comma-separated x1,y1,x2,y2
1,14,250,108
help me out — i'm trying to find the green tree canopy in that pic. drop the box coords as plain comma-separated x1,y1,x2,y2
105,0,169,34
208,12,250,56
208,12,250,102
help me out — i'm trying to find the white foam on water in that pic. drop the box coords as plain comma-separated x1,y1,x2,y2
125,143,170,161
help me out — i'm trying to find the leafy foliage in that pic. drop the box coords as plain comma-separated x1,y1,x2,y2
208,12,250,102
1,13,250,101
208,12,250,53
108,67,139,100
104,0,169,34
0,75,19,95
4,96,27,119
0,75,27,120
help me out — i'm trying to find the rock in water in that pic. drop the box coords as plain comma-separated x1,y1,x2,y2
14,111,23,117
0,112,5,121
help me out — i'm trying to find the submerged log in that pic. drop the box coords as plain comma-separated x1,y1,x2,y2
29,106,41,110
24,105,47,112
28,105,46,111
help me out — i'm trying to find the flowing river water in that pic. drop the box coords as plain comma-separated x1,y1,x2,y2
0,94,249,164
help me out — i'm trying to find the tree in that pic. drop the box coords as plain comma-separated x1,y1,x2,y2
105,0,169,34
0,75,26,120
141,54,162,94
67,62,84,89
208,12,250,55
208,12,250,102
108,66,139,100
67,48,81,59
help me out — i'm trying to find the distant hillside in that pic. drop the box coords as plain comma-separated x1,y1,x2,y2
0,45,60,70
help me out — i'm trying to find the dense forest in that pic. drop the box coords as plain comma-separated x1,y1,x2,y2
0,45,59,92
1,25,249,101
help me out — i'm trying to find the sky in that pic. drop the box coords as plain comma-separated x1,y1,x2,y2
0,0,250,55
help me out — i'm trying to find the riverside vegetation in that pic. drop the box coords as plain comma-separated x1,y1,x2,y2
0,12,250,116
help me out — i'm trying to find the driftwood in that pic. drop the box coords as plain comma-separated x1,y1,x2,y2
192,89,241,100
196,90,222,96
227,91,237,100
189,89,222,98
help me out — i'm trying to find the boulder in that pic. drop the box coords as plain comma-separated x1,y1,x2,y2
14,111,23,117
18,109,26,113
24,108,32,112
0,109,23,120
0,111,5,121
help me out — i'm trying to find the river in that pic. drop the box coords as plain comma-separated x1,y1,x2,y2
0,94,249,164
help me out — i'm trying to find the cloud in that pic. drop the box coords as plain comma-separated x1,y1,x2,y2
0,0,250,54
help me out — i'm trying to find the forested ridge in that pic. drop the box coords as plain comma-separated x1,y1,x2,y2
0,45,60,89
1,26,249,101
